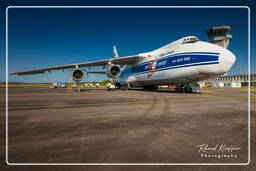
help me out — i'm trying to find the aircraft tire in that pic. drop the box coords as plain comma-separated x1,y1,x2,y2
188,87,192,93
180,87,184,93
175,87,179,93
115,83,121,89
142,86,158,91
184,87,188,93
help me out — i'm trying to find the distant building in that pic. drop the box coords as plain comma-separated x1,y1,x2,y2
203,73,256,88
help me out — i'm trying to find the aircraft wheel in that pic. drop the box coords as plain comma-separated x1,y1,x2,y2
142,86,150,90
115,83,121,89
184,87,188,93
188,87,192,93
180,86,184,93
143,86,158,91
176,86,182,93
175,87,179,93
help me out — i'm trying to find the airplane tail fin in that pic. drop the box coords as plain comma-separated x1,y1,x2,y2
113,45,119,58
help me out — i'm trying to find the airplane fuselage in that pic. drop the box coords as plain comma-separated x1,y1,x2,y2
118,36,236,88
10,36,236,92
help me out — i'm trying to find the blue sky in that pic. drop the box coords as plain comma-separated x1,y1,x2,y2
4,7,251,83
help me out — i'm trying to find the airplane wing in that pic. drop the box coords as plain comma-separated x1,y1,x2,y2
10,55,143,75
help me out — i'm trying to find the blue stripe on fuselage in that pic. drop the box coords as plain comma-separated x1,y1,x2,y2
137,52,220,66
123,53,219,76
132,61,219,76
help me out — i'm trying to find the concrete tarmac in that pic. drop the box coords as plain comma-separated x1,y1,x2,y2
0,87,255,170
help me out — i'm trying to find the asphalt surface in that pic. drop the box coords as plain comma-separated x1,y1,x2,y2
0,87,255,171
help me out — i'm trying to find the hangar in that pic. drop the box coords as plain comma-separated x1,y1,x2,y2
203,73,256,88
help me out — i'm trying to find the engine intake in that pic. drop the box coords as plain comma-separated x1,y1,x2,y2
106,64,121,78
72,69,84,82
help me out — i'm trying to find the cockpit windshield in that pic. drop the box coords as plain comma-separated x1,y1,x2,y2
182,37,199,43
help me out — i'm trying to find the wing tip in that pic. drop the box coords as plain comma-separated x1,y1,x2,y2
9,71,45,75
10,72,18,75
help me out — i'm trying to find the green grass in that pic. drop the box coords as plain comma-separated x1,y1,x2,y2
0,82,51,88
0,80,114,88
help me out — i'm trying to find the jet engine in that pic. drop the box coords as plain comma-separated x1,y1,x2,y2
72,69,84,82
106,64,121,78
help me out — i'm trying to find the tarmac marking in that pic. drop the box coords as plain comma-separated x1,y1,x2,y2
201,90,215,93
1,96,248,111
240,89,256,91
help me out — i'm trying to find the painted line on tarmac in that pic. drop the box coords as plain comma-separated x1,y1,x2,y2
201,90,215,93
240,89,256,91
0,96,248,111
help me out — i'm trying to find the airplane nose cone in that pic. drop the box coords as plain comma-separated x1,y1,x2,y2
219,49,236,74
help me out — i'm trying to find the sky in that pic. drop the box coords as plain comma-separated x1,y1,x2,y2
3,7,251,83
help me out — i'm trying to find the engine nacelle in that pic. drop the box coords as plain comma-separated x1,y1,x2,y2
106,64,121,78
72,69,84,82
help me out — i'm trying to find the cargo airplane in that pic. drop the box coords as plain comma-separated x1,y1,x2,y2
11,36,236,93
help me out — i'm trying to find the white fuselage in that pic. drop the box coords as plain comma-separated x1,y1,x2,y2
117,36,236,87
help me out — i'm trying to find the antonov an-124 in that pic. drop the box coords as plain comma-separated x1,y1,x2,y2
11,35,236,93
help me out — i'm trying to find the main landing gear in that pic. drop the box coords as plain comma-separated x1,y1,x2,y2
114,82,132,90
142,86,158,91
175,85,193,93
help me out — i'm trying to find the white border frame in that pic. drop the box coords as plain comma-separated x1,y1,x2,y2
5,6,251,165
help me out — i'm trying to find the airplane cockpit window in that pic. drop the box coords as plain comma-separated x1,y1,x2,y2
182,37,199,43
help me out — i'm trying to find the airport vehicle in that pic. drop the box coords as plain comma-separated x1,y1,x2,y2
60,82,66,88
49,82,58,89
106,83,116,90
10,36,236,93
